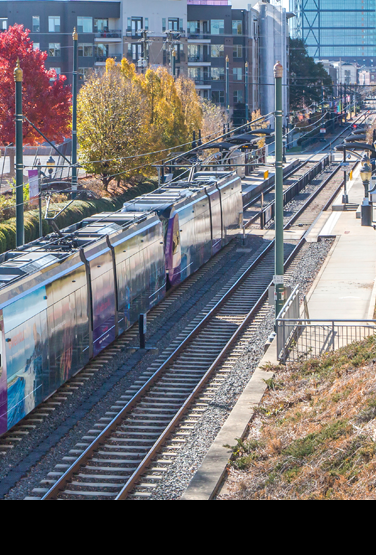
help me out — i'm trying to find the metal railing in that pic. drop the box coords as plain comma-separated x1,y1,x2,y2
277,310,376,363
95,53,123,62
95,30,122,39
276,286,301,361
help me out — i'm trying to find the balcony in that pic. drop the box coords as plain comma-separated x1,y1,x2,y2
95,30,122,42
188,55,204,63
188,34,211,42
95,53,123,63
188,55,211,67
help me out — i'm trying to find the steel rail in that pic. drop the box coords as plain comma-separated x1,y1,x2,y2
246,155,332,228
41,241,276,500
242,159,309,211
41,160,346,501
114,241,304,500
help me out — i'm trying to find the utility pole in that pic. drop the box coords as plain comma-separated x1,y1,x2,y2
139,29,152,73
274,62,284,319
14,58,24,247
172,48,176,78
245,61,249,123
72,28,78,200
164,30,181,77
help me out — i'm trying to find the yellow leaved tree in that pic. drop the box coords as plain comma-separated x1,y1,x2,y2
77,61,152,191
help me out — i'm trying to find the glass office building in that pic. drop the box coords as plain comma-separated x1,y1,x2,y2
290,0,376,65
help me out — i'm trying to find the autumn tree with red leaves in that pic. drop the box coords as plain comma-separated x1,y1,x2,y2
0,25,71,146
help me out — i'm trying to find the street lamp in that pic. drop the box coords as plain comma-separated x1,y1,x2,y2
360,154,373,226
46,156,55,179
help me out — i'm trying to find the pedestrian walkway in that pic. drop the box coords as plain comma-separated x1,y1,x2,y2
305,166,376,321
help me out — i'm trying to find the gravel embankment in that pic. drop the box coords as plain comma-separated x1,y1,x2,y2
148,239,334,500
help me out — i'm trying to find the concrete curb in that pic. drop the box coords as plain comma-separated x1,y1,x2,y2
180,341,278,501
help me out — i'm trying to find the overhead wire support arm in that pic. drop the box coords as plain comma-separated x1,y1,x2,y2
23,116,72,167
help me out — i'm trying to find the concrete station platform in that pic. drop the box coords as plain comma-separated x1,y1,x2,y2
305,164,376,320
182,165,376,501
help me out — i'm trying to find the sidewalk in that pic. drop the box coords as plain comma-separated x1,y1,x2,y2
305,166,376,321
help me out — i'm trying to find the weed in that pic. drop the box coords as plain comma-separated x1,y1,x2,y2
263,378,283,391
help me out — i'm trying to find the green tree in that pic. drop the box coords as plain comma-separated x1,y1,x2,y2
289,38,333,111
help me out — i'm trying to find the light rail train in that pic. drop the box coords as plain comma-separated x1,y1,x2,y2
0,172,242,434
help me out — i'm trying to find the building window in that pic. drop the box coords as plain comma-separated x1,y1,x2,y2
211,67,225,81
188,21,199,35
77,17,93,34
188,67,202,82
0,18,7,31
79,67,91,82
233,67,243,81
32,16,40,33
130,17,142,36
95,44,109,61
49,43,61,57
232,21,242,35
94,19,108,33
50,67,61,80
211,45,224,58
188,44,201,62
233,45,242,59
212,91,225,105
78,43,94,57
211,20,225,35
48,17,60,33
233,90,243,103
131,43,142,61
33,43,40,51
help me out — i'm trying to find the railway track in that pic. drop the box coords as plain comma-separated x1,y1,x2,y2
34,159,352,501
0,156,334,458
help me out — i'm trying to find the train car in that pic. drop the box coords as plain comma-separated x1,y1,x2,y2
0,171,242,435
0,212,165,434
122,171,243,287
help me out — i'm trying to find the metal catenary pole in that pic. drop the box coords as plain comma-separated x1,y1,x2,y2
225,56,230,117
37,162,43,238
343,143,348,204
72,28,78,200
14,58,24,247
274,61,285,319
245,61,249,124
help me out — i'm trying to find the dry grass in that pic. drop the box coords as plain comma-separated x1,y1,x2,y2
219,337,376,500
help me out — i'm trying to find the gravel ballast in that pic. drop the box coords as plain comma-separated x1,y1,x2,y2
147,239,334,500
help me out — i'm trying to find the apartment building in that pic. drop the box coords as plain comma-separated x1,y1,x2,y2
0,0,291,124
0,1,121,84
186,3,260,123
122,0,188,75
